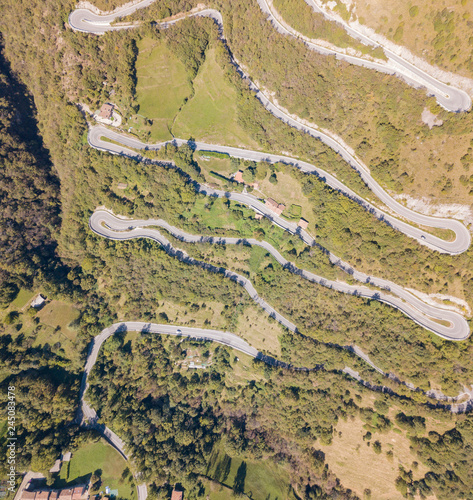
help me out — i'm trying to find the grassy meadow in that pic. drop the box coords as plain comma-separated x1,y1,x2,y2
55,440,136,500
206,442,297,500
135,37,192,141
0,292,82,372
172,47,259,148
134,41,259,148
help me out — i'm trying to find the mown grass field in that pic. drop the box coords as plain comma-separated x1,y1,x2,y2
10,288,34,309
134,41,259,148
135,38,192,141
55,440,136,500
206,442,297,500
172,47,260,149
37,300,80,340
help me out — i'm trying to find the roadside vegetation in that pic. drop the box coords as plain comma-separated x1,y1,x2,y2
272,0,387,60
87,329,473,499
350,0,473,79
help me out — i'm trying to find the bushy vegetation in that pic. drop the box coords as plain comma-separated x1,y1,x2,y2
0,0,473,497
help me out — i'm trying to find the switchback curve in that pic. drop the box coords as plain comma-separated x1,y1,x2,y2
89,125,471,254
68,0,471,112
90,210,470,340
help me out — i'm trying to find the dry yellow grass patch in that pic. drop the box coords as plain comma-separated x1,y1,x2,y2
150,300,284,357
398,131,473,204
352,0,473,79
319,416,430,499
235,306,284,356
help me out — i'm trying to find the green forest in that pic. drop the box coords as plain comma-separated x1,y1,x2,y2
1,0,473,498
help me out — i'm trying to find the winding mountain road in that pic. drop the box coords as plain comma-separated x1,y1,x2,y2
72,1,472,255
67,1,473,495
89,125,470,255
90,210,470,340
68,0,471,112
302,0,472,112
77,318,472,497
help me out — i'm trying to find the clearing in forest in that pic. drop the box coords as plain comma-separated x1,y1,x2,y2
171,46,260,149
135,37,192,141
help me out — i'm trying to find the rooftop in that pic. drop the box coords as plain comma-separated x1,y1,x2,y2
171,491,183,500
298,218,309,229
98,103,114,120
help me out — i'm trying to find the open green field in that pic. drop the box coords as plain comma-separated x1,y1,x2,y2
173,47,259,148
197,477,248,499
135,37,192,141
10,289,35,309
38,300,80,340
195,153,238,184
206,442,296,500
0,297,82,369
55,440,136,500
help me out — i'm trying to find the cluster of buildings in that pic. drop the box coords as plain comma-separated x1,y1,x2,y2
264,198,309,229
20,485,89,500
264,198,286,217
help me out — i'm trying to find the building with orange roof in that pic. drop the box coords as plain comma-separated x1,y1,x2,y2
35,491,49,500
171,490,183,500
265,198,286,216
98,103,114,120
298,218,309,229
234,170,244,183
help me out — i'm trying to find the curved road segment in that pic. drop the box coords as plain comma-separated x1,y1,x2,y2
90,210,470,341
68,0,471,112
302,0,471,112
78,319,472,497
89,125,471,255
71,3,471,253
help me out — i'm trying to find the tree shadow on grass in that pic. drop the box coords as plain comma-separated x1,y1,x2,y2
233,461,247,495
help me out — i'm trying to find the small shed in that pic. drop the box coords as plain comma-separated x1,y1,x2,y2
171,490,183,500
31,294,46,309
61,451,72,462
298,218,309,229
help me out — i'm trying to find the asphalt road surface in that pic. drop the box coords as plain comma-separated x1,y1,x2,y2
89,125,471,255
90,210,470,341
78,320,262,500
303,0,471,113
69,0,471,112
